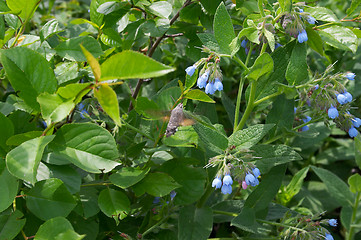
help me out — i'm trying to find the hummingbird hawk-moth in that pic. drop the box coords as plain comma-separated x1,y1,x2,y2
165,103,194,137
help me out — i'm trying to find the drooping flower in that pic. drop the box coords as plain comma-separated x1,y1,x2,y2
352,117,361,128
325,233,334,240
344,91,353,103
197,71,209,89
205,82,216,95
297,29,308,43
78,103,89,119
345,72,356,80
328,105,339,119
241,39,248,48
328,219,337,227
301,116,311,131
245,173,259,187
315,84,319,90
212,176,222,189
242,181,248,189
252,168,261,178
349,127,358,138
275,43,283,49
337,93,347,105
223,174,233,186
298,9,304,13
185,65,196,76
307,16,316,24
221,184,232,194
213,78,223,92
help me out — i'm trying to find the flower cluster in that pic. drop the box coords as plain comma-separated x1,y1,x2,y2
278,212,337,240
207,148,261,195
185,56,223,95
296,71,359,138
280,7,316,43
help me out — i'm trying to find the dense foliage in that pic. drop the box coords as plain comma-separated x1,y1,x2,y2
1,0,361,239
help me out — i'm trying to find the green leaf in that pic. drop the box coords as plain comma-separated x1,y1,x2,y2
26,179,77,220
229,124,275,150
197,33,221,53
247,53,274,82
231,207,261,233
319,26,358,53
55,36,103,62
0,161,18,212
0,210,26,240
306,7,338,22
0,47,57,111
279,167,309,205
37,93,75,125
160,159,207,205
311,166,354,207
94,84,122,126
90,0,106,26
265,95,294,138
347,0,361,15
6,135,55,184
213,2,236,55
348,174,361,193
264,29,275,52
132,172,181,197
109,167,150,189
146,1,172,18
98,188,130,222
237,27,260,44
178,206,213,240
100,50,175,81
134,97,160,120
96,1,126,15
0,112,14,156
7,0,39,19
48,123,120,173
244,164,287,211
56,83,91,100
163,126,199,148
193,123,228,153
184,89,215,103
40,19,62,42
78,188,100,219
6,131,43,146
253,145,302,173
200,0,222,15
185,68,198,90
306,27,324,56
355,135,361,169
80,45,101,81
286,43,308,85
35,217,83,240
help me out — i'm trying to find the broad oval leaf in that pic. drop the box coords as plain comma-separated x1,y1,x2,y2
229,124,275,150
55,36,103,62
48,123,120,173
184,89,215,103
147,1,172,18
7,0,39,19
6,135,55,184
98,188,130,222
306,7,338,22
0,47,57,111
94,84,122,126
247,53,274,82
109,167,150,189
286,43,308,85
319,25,358,53
178,206,213,240
100,50,175,81
311,166,354,207
26,178,77,221
0,210,26,240
34,216,83,240
213,2,235,55
0,161,18,212
132,172,181,197
0,112,14,156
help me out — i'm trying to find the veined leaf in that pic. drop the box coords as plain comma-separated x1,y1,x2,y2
94,84,122,126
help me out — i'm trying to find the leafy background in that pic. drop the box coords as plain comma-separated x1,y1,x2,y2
0,0,361,240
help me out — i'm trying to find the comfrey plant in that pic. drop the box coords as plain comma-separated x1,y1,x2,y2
1,1,361,240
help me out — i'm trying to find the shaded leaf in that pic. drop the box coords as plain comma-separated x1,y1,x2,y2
0,210,26,240
94,84,122,126
184,89,215,103
98,188,130,222
178,206,213,240
109,167,150,189
0,161,18,212
34,216,83,240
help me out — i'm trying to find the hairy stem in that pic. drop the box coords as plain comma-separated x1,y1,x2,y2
347,191,361,240
235,81,257,132
234,76,244,132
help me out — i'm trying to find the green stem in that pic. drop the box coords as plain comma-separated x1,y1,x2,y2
122,119,154,141
260,42,268,54
233,56,249,73
213,210,238,217
235,81,257,132
254,91,282,106
233,76,245,132
347,191,361,240
81,182,112,187
141,215,170,238
257,219,308,234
